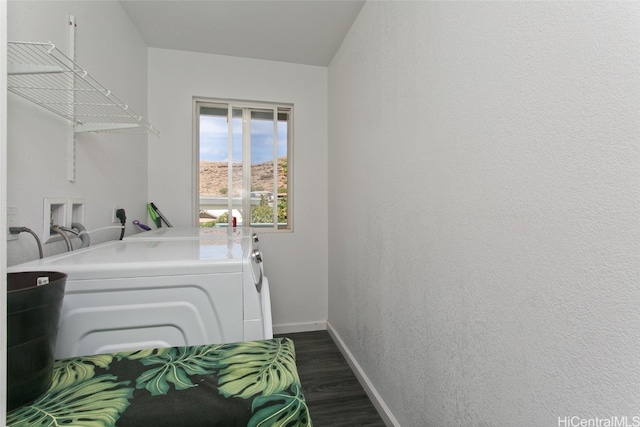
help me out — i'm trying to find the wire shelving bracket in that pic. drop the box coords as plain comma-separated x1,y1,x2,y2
7,41,160,138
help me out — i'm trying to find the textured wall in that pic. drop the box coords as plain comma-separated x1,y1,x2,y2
328,2,640,425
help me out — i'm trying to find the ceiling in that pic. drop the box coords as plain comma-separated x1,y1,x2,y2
119,0,365,67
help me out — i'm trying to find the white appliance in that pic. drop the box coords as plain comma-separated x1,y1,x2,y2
124,226,272,343
126,227,263,256
7,236,272,358
126,226,257,242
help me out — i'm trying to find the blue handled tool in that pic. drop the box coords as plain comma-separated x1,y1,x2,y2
133,220,152,231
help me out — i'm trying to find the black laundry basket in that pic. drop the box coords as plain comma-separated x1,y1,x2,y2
7,271,67,411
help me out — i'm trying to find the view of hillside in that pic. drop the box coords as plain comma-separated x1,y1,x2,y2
199,157,288,196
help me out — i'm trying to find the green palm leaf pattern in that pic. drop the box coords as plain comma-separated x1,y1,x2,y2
216,338,300,399
116,346,171,361
6,375,133,427
130,345,223,396
7,339,310,426
49,354,114,391
248,384,312,427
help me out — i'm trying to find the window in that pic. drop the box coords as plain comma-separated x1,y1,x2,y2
195,99,292,230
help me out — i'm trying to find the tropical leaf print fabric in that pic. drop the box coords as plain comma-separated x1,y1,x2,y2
7,338,312,427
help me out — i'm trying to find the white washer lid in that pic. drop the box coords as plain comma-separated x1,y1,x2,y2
126,227,254,240
7,239,250,280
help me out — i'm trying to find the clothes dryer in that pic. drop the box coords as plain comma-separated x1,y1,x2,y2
8,237,271,358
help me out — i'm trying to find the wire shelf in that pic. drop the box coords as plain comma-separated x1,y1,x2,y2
7,41,160,136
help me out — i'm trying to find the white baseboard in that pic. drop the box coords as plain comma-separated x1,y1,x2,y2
326,321,401,427
272,321,327,335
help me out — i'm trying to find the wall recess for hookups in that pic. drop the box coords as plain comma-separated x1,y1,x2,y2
44,197,68,242
69,198,85,226
43,197,85,243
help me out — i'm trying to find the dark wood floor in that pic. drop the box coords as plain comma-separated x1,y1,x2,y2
276,330,387,427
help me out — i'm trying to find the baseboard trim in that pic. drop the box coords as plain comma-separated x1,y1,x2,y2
272,321,327,335
326,321,401,427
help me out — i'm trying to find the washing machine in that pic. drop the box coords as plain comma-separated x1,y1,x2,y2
126,226,257,242
126,226,262,254
7,236,272,358
124,226,271,343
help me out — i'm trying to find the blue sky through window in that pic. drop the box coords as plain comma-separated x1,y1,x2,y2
200,115,287,163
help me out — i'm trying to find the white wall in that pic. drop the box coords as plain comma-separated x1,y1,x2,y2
1,0,8,416
147,48,328,331
6,1,149,266
328,2,640,425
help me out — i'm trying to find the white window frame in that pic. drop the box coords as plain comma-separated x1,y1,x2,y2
193,97,293,231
